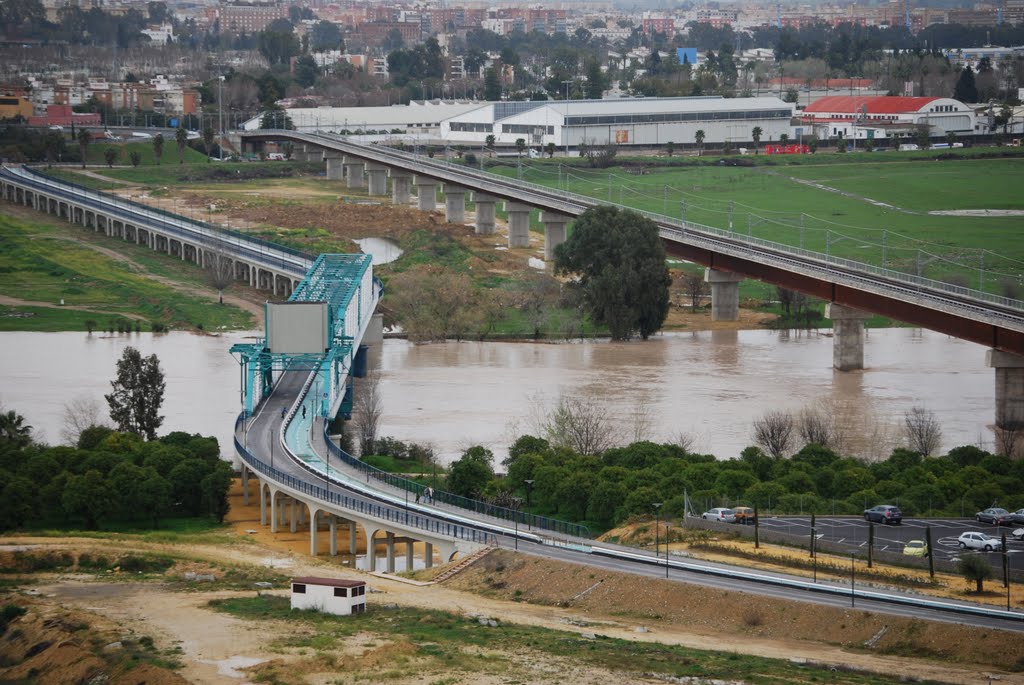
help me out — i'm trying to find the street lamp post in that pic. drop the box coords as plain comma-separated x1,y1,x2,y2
524,479,535,530
653,502,663,563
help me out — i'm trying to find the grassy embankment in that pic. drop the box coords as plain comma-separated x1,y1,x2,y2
209,595,915,685
0,210,255,332
81,139,210,167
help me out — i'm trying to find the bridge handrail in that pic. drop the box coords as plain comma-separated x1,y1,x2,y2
234,413,495,545
319,420,592,539
277,133,1024,320
24,166,315,268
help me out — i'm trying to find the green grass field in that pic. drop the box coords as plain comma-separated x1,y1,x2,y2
493,153,1024,295
0,211,255,332
82,139,210,167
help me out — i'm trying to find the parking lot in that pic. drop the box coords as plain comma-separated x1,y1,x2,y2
753,516,1024,570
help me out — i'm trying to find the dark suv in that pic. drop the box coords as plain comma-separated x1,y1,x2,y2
863,504,902,525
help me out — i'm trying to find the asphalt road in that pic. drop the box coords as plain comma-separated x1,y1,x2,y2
754,516,1024,569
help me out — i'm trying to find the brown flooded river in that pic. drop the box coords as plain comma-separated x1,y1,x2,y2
0,328,994,464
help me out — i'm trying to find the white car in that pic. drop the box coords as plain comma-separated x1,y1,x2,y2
702,507,736,523
958,531,1003,552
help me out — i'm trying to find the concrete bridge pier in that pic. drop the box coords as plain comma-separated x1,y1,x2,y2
473,193,497,234
987,350,1024,430
415,178,438,211
540,212,570,261
344,158,365,189
704,268,744,321
386,532,396,573
506,202,532,248
405,540,414,572
826,303,871,371
390,172,412,205
325,152,344,180
366,163,389,196
444,185,466,223
424,542,433,568
328,516,338,556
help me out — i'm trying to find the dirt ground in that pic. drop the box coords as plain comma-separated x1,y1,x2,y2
3,481,1023,685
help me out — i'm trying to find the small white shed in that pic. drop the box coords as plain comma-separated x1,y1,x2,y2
290,576,367,616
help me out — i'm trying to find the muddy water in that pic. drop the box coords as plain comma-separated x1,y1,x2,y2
0,328,994,465
375,328,993,464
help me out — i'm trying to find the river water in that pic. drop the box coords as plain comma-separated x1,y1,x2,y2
0,328,994,464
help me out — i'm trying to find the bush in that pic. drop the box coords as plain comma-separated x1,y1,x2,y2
0,604,26,634
117,555,175,574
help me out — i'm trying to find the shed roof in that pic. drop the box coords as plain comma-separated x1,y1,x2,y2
292,576,366,588
533,95,791,118
804,96,942,114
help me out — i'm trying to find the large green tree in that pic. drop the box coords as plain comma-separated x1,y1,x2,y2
554,206,671,340
105,346,166,440
447,446,495,498
309,20,343,52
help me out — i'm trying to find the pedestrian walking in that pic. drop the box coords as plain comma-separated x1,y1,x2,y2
280,406,286,419
302,405,307,420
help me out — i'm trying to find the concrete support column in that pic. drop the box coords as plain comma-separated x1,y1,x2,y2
825,303,871,371
506,202,532,248
279,497,287,527
540,211,570,261
390,172,412,205
405,541,414,572
329,517,338,556
289,498,297,533
270,493,278,533
241,465,249,506
366,163,388,196
325,154,344,180
344,159,365,189
309,510,318,556
386,532,396,573
367,531,377,572
473,193,497,235
415,177,437,211
987,349,1024,429
443,185,466,223
424,542,433,569
298,505,305,526
704,268,744,321
259,484,266,525
349,522,358,555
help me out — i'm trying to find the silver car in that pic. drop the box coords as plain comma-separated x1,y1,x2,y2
702,507,736,523
958,531,1003,552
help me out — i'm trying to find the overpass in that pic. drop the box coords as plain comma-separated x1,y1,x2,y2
242,130,1024,428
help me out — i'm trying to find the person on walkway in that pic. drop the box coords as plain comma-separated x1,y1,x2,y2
302,405,307,420
280,406,286,419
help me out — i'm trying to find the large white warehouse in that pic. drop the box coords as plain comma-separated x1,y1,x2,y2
441,96,795,148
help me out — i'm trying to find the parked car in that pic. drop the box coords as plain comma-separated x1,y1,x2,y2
701,508,736,523
732,506,757,525
975,508,1013,525
958,531,1003,551
1007,508,1024,526
903,540,928,557
863,505,902,525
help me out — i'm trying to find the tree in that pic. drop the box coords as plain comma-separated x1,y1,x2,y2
204,245,234,304
541,394,617,456
904,407,941,456
954,65,978,104
77,128,91,168
753,410,794,458
258,28,300,65
515,138,526,157
153,133,164,165
202,125,215,161
105,346,166,440
0,409,32,448
103,146,118,167
60,396,106,445
129,150,141,167
201,461,233,522
694,129,705,155
585,60,605,99
959,553,992,593
751,126,763,154
310,19,342,53
294,54,318,88
545,142,556,158
666,140,675,157
175,126,187,163
483,67,501,101
554,205,671,340
679,271,707,310
62,470,109,529
779,133,789,145
485,134,496,156
353,372,383,456
447,446,494,497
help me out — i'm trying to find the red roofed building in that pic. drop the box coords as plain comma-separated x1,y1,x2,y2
799,95,975,143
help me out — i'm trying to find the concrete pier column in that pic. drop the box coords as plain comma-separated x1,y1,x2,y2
259,484,266,525
344,159,365,189
366,163,389,196
506,202,532,248
270,494,278,533
329,517,338,556
415,177,438,211
987,349,1024,429
424,542,433,569
349,521,358,554
298,505,305,526
473,193,497,234
386,532,396,573
367,531,377,572
363,313,384,346
390,172,412,205
540,211,570,261
825,303,871,371
325,153,344,180
309,510,318,556
241,465,249,506
704,268,744,321
289,498,297,533
443,185,466,223
405,541,414,572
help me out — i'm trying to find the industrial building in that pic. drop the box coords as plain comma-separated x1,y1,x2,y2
799,96,976,142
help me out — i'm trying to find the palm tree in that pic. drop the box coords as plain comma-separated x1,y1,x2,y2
779,133,790,145
153,134,164,165
751,126,763,154
77,128,91,168
175,126,188,164
694,129,705,156
485,134,495,157
0,410,32,448
202,125,215,162
515,138,526,157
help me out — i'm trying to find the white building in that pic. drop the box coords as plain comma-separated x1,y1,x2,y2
242,100,484,134
290,577,366,616
800,96,976,141
441,96,794,148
